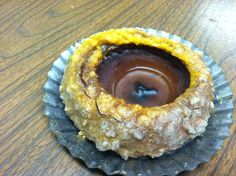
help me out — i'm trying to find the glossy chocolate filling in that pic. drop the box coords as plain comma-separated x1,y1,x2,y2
97,45,190,107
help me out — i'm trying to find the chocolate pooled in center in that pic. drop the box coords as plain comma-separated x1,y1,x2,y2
96,45,190,107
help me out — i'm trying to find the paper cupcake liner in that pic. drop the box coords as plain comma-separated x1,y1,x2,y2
43,28,234,176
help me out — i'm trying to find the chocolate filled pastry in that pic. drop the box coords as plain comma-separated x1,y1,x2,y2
60,28,214,160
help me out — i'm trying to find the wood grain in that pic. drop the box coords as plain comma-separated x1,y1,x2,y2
0,0,235,175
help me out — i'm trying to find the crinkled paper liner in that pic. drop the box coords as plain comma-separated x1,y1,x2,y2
43,28,234,176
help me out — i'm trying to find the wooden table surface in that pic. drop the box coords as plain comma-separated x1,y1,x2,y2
1,0,236,175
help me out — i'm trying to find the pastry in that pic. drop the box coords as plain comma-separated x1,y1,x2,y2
60,28,214,160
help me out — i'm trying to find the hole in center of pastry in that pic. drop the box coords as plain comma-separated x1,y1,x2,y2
96,44,190,107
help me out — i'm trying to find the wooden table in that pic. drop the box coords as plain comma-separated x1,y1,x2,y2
1,0,235,175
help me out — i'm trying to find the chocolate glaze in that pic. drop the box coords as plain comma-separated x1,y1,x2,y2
97,45,190,107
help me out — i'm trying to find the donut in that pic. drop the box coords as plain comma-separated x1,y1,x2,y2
60,28,214,160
